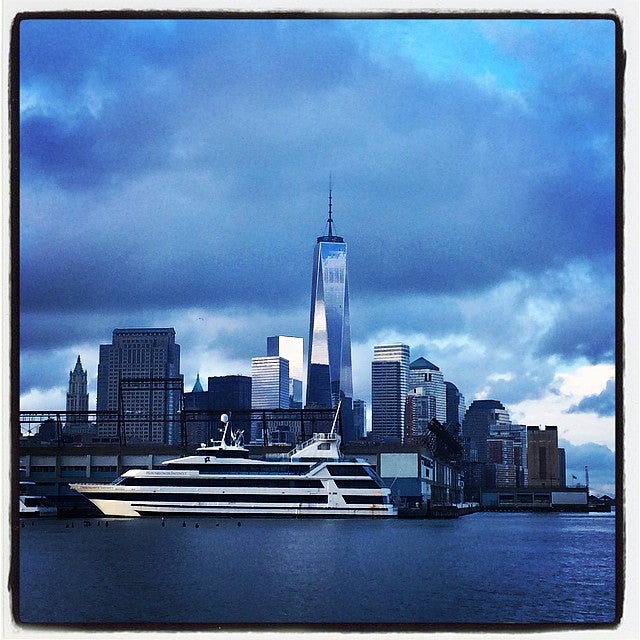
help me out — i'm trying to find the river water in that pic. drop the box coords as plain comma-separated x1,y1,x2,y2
16,511,618,627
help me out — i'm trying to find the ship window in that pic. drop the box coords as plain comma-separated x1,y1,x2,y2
327,465,370,477
342,495,388,504
318,443,331,450
334,479,380,489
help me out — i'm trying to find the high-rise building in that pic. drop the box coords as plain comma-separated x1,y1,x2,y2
96,328,181,444
462,399,509,463
352,399,366,440
267,335,304,408
371,344,410,443
306,191,353,415
409,357,446,424
445,381,466,435
527,426,560,487
64,355,92,436
489,422,529,487
558,447,566,488
209,375,252,412
251,356,290,410
66,355,89,419
404,387,437,442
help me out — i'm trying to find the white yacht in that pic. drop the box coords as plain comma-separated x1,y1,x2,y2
71,409,397,518
20,481,57,517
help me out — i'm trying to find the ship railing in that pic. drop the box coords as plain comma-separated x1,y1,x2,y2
289,432,336,457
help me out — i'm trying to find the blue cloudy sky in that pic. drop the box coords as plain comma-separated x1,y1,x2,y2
17,15,619,494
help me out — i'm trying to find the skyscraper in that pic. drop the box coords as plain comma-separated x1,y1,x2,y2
371,343,410,442
352,399,366,440
96,328,181,444
527,426,560,487
208,375,252,412
267,335,304,408
462,399,510,463
65,355,92,435
409,357,446,424
404,387,437,442
306,190,354,440
445,381,466,435
251,356,290,410
66,355,88,419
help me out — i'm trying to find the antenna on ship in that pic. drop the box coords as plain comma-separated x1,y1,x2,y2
220,413,230,448
327,173,334,237
329,400,342,438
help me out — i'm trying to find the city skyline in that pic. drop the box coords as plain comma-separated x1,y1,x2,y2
17,16,618,495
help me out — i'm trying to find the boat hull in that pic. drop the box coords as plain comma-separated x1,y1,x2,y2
81,497,396,518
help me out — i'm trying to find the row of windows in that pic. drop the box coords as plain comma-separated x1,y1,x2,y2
121,477,325,488
162,463,313,475
92,492,330,504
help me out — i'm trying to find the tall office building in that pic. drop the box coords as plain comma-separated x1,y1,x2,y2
527,426,560,487
267,335,304,408
306,192,353,409
66,355,89,418
409,357,446,424
445,381,466,435
209,375,252,412
489,422,529,488
557,448,566,488
96,328,181,444
462,399,509,463
64,355,92,435
371,344,410,442
352,399,366,440
251,356,290,410
404,387,437,442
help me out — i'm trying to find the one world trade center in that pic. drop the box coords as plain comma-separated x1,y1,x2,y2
306,190,355,441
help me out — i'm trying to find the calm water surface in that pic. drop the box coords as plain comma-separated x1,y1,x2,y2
17,512,617,626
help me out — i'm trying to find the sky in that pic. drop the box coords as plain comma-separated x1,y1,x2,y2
16,15,619,495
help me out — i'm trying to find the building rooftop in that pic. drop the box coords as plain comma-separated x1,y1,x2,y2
410,357,440,371
192,374,204,393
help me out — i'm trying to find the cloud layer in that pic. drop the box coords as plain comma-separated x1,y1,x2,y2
17,17,618,490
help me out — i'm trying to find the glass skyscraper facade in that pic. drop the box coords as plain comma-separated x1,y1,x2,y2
409,357,447,424
251,356,290,410
371,343,410,443
267,335,304,408
305,192,354,440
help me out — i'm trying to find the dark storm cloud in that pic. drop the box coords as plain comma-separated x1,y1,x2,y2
17,17,617,428
19,18,615,318
535,260,615,364
566,378,615,417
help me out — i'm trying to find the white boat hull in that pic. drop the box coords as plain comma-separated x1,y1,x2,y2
71,428,398,518
84,499,395,518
